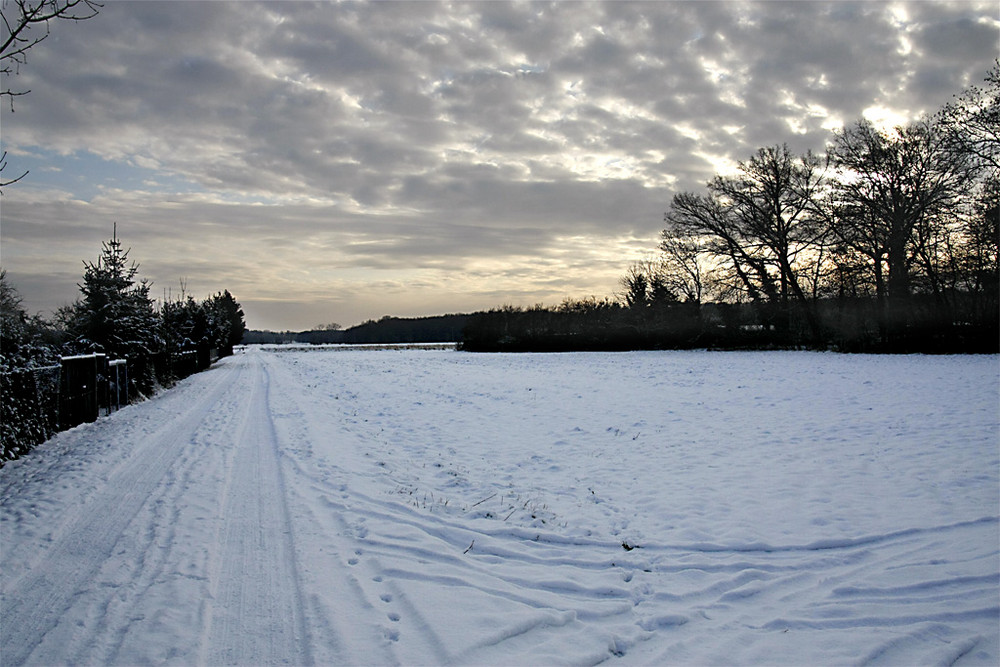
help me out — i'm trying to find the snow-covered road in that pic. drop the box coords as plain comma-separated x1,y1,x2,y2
2,349,312,664
2,348,998,665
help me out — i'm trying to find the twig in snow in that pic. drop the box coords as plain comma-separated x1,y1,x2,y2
471,493,497,508
463,540,475,554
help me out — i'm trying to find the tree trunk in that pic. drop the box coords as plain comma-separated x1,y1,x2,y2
886,239,911,347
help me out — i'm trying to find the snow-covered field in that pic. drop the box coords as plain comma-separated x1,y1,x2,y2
2,347,997,665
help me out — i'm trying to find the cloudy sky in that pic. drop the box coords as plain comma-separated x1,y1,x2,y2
1,1,996,331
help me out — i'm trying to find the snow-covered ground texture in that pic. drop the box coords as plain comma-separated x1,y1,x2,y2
2,348,997,666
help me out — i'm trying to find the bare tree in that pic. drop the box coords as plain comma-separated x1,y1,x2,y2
715,145,827,338
821,198,890,325
937,60,1000,176
828,118,976,341
1,0,101,187
664,190,778,308
658,225,706,305
663,145,827,340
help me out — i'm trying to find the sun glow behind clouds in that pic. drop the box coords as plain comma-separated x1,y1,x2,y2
862,105,911,132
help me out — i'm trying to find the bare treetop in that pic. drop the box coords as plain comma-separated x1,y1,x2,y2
2,0,101,101
1,0,101,188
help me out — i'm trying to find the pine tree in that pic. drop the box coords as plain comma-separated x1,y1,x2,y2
69,229,161,360
208,290,245,355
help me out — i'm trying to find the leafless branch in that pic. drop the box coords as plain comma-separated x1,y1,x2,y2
0,150,29,190
1,0,102,99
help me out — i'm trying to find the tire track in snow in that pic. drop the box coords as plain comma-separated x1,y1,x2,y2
0,361,243,666
79,361,255,665
200,352,311,666
261,351,424,665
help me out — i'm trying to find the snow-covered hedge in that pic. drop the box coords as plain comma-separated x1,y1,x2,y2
1,363,60,463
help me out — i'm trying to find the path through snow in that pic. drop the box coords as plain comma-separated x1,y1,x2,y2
1,348,997,665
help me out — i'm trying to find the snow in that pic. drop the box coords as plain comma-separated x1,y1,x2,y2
2,347,998,665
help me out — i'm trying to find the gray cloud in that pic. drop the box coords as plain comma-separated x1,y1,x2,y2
2,0,996,330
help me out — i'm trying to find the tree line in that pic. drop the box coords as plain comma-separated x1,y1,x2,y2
1,230,245,462
244,314,470,345
465,63,998,353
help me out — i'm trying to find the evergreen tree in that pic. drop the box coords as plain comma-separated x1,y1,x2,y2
160,295,209,353
208,290,245,355
68,230,161,361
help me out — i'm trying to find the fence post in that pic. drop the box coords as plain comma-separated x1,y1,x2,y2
59,353,104,428
109,358,127,412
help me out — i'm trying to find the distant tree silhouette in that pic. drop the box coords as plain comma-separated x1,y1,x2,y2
658,226,706,305
663,146,827,343
828,119,976,343
599,64,1000,353
620,262,650,310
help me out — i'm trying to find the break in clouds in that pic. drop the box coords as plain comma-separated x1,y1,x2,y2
2,1,997,330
